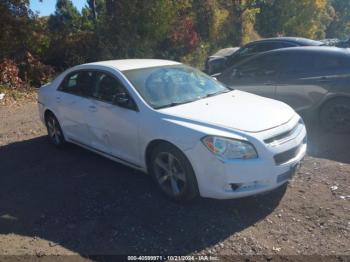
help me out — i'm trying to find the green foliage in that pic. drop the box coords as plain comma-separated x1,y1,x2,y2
0,0,32,59
326,0,350,39
1,0,350,89
256,0,332,39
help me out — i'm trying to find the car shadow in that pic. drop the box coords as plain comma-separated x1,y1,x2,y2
0,136,286,255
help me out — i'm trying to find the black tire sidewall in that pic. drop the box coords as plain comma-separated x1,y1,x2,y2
150,143,199,202
45,114,66,147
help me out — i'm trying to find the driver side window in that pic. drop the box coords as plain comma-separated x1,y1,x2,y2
92,72,137,110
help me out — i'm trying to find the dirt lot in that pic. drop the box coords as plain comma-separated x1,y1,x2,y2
0,100,349,260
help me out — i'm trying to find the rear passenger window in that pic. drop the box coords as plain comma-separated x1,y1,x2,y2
284,53,316,75
285,53,350,75
315,55,350,71
59,71,95,96
67,73,78,89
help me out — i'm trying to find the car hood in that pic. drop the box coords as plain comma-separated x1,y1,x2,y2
159,90,295,133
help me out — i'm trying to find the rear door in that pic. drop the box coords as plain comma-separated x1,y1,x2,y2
275,52,332,112
56,70,94,144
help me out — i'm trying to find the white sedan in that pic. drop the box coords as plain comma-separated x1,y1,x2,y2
38,59,307,201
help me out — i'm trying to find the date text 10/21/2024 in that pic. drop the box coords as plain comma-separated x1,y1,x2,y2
127,255,219,261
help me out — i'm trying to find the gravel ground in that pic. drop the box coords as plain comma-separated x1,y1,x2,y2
0,101,349,260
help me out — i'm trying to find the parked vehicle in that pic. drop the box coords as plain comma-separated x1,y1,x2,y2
206,37,323,75
205,47,239,75
38,59,306,201
322,37,350,48
217,47,350,133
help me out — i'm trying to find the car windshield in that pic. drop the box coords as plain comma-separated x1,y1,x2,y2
123,65,230,109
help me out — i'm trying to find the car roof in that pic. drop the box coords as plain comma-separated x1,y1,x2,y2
265,46,350,55
233,46,350,68
247,37,323,46
86,59,181,71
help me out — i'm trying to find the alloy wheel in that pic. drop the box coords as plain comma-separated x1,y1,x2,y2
47,116,62,145
153,152,187,197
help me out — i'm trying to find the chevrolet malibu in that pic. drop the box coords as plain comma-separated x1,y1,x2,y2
38,59,307,201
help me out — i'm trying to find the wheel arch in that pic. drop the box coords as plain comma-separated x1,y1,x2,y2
145,139,174,172
44,109,56,122
144,139,193,174
144,138,200,200
318,94,350,117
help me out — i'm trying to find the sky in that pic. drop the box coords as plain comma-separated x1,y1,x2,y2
30,0,87,16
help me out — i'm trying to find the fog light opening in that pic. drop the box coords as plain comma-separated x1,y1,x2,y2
230,183,242,191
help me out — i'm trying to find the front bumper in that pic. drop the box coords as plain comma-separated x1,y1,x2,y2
185,118,307,199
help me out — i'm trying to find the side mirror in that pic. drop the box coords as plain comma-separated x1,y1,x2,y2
114,93,132,108
208,57,227,75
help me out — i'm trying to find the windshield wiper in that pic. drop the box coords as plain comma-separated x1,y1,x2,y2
154,90,231,109
202,89,231,98
155,98,199,109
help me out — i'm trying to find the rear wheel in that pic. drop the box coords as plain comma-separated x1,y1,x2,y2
45,113,66,147
320,98,350,133
150,143,199,202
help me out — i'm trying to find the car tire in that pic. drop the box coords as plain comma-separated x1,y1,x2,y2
149,143,199,202
319,97,350,133
45,113,66,148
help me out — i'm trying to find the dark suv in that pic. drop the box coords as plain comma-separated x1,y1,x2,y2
217,46,350,133
206,37,323,75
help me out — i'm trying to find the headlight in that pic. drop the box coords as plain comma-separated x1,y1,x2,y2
201,136,258,160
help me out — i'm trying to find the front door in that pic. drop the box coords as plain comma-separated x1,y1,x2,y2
84,71,141,166
275,52,331,112
218,54,283,100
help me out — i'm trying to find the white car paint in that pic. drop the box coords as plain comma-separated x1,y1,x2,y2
38,59,307,199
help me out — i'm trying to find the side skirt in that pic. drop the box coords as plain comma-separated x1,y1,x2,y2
67,137,147,173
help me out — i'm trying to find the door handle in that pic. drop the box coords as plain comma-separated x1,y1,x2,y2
56,96,61,103
264,81,274,86
88,105,97,112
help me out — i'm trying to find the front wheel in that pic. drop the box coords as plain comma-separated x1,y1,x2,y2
45,113,66,147
319,98,350,133
150,143,199,202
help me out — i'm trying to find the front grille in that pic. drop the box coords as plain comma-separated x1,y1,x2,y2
274,139,305,165
264,121,301,145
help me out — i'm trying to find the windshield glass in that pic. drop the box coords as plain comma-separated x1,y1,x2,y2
123,65,230,109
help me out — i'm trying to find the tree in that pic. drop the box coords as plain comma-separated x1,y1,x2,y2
47,0,90,68
100,0,178,58
326,0,350,39
0,0,32,59
48,0,81,34
257,0,332,39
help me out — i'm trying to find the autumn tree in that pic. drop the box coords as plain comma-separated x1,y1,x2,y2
257,0,332,39
326,0,350,39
